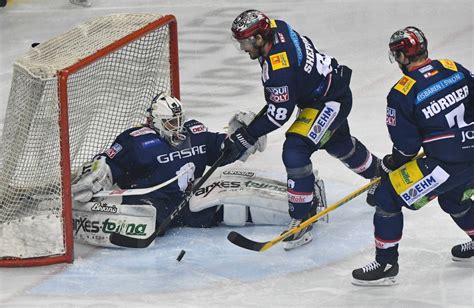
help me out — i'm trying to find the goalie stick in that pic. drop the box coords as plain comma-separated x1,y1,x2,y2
92,164,193,197
109,153,226,248
228,152,425,252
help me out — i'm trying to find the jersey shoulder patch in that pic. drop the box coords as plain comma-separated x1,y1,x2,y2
184,119,208,134
129,126,156,137
394,75,416,95
105,143,123,159
438,59,458,72
269,52,290,71
270,19,277,28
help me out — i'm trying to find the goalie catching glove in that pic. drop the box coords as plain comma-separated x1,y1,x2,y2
221,111,267,166
72,156,113,202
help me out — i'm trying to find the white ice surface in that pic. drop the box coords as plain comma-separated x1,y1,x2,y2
0,0,473,307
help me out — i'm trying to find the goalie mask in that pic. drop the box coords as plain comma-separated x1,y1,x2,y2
147,93,186,146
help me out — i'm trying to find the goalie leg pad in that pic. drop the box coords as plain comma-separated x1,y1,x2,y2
248,206,289,226
223,204,248,226
222,204,290,226
73,197,156,248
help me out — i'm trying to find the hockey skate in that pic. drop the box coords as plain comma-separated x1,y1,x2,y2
282,217,313,251
451,241,474,262
282,178,327,251
282,200,317,251
352,260,399,286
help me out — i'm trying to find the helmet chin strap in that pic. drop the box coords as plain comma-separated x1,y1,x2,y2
170,132,190,148
396,54,411,74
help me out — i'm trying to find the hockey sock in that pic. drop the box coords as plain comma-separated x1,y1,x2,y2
287,173,315,220
376,245,399,265
373,209,403,264
330,137,381,179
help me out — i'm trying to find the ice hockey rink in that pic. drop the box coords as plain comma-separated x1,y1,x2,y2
0,0,473,307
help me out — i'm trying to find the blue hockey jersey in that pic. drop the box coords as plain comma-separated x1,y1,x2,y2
386,59,474,164
100,119,226,200
247,19,351,138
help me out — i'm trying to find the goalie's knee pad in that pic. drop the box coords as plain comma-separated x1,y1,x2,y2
222,204,290,226
223,204,248,226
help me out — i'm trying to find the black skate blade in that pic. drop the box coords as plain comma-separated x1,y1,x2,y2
227,231,268,252
452,256,474,263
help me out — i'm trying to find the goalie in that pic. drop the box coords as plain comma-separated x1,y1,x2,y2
71,93,326,248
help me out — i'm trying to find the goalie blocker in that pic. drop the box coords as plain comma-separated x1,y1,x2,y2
73,168,327,247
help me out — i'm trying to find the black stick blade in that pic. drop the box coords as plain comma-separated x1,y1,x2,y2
109,232,155,248
227,231,267,252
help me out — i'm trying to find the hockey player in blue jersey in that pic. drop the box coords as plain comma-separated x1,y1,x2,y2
352,27,474,286
72,93,227,234
221,10,381,250
71,93,281,247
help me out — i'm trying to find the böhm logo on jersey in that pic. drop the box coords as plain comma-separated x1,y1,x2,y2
308,104,338,144
400,166,449,206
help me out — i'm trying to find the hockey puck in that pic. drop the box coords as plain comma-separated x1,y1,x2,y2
176,250,186,262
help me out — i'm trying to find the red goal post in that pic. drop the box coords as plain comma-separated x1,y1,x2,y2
0,14,180,266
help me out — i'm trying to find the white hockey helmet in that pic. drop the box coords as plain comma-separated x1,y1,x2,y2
147,93,186,145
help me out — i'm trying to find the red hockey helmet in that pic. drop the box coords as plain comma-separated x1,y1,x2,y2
231,10,272,40
389,26,428,59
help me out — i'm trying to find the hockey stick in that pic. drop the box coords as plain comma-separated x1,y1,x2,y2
228,152,425,252
109,153,227,248
92,164,193,197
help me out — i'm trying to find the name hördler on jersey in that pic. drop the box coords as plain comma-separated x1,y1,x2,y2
421,85,469,119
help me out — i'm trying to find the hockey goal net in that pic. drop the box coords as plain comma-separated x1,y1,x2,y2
0,14,179,266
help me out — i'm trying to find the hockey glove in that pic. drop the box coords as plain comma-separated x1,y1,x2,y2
71,156,113,202
381,154,397,174
227,110,267,162
366,155,394,207
220,127,257,166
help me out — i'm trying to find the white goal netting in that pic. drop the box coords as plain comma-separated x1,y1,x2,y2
0,13,178,264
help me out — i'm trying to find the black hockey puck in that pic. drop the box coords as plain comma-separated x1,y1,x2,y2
176,250,186,262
